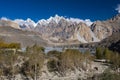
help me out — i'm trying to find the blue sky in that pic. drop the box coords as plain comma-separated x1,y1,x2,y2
0,0,120,22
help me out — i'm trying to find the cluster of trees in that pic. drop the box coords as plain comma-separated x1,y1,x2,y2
47,49,94,76
96,47,120,70
0,40,120,80
0,43,45,80
0,50,20,79
0,38,21,79
23,44,45,80
96,47,112,60
0,39,21,79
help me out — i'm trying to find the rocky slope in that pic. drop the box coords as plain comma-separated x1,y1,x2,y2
0,14,120,46
35,17,99,44
14,15,97,44
91,14,120,40
14,14,120,45
0,26,47,47
97,32,120,53
14,18,36,30
90,14,120,53
0,19,20,29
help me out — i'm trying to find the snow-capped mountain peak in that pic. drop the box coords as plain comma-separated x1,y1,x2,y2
47,15,65,24
1,15,93,31
37,15,65,25
13,18,37,30
26,18,37,27
37,15,93,26
37,19,47,25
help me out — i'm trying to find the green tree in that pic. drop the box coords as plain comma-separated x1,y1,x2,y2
60,49,83,74
110,52,120,70
103,48,112,61
96,47,104,59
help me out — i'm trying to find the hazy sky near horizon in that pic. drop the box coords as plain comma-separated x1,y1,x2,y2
0,0,120,21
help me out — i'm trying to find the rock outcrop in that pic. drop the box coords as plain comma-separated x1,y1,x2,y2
0,20,20,29
0,14,120,46
0,26,47,47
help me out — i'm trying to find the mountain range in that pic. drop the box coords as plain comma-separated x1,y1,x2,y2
0,14,120,47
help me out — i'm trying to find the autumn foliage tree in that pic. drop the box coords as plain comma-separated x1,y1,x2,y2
0,42,21,49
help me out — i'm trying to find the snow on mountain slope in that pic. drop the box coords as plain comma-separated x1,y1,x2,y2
14,18,37,30
67,18,93,26
0,18,20,29
35,16,99,44
1,15,93,30
0,14,120,45
0,15,100,44
37,15,93,26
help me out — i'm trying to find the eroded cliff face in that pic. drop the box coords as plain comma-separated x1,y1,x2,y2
35,23,99,44
70,23,99,43
0,20,20,29
0,14,120,45
30,14,120,44
91,14,120,40
34,16,100,44
91,21,113,40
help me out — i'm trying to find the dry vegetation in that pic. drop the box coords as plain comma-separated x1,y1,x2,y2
0,38,120,80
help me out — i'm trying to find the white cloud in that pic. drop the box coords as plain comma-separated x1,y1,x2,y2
115,4,120,13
